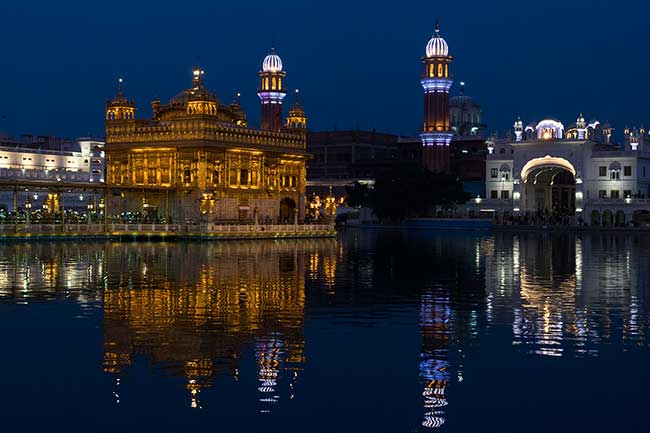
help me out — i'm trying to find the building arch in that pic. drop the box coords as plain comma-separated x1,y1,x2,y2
279,197,296,222
609,161,621,180
590,210,601,225
615,210,626,226
633,210,650,226
602,209,613,226
520,155,577,183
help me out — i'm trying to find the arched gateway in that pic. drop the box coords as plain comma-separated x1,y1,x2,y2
519,156,577,215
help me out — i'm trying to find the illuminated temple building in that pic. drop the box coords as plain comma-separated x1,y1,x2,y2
472,117,650,224
104,49,309,223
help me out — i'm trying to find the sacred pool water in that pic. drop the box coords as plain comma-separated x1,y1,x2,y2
0,230,648,432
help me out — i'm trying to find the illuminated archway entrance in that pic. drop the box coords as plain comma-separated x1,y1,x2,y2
520,156,577,215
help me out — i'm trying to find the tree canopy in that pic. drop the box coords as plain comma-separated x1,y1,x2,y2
347,165,469,222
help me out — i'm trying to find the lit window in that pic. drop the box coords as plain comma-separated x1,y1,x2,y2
438,64,443,77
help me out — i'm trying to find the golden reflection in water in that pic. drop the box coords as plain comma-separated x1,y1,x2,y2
101,240,336,410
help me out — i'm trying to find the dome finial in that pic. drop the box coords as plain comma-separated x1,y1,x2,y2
118,78,124,96
192,65,205,88
426,22,449,57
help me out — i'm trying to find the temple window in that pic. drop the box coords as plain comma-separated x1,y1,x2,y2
429,64,434,77
445,64,448,77
212,170,219,184
183,169,191,184
272,77,277,90
438,64,443,77
240,169,249,185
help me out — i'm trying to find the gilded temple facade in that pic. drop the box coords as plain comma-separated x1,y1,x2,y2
105,50,309,223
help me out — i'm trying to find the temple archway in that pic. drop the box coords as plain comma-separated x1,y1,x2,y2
279,197,296,223
520,156,576,215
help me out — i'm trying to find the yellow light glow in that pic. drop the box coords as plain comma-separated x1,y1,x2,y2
521,155,576,183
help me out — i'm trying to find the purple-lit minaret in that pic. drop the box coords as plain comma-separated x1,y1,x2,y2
420,23,454,173
257,48,287,131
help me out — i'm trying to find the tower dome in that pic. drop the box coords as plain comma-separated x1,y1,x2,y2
286,89,307,129
262,48,283,72
426,23,449,58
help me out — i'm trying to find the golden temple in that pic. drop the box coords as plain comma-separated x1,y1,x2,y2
104,50,309,224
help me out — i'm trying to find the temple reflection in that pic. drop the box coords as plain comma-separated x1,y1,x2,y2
0,231,648,427
0,243,104,304
482,233,650,356
101,240,336,410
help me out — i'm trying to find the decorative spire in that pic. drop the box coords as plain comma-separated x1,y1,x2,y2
192,65,205,88
117,78,124,96
459,81,465,96
426,21,449,57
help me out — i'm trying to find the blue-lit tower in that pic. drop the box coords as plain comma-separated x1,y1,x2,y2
257,48,287,131
420,23,454,173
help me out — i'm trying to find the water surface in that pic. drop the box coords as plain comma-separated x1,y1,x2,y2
0,231,648,432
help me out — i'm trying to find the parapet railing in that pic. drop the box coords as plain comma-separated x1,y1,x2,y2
0,223,335,235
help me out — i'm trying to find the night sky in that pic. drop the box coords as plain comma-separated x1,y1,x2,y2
0,0,647,141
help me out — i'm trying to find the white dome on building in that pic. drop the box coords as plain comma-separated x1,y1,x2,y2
262,48,283,73
426,23,449,57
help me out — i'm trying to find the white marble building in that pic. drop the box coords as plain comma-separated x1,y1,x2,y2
469,115,650,225
0,135,105,210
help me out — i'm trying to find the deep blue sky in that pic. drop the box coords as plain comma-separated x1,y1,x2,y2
0,0,647,140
